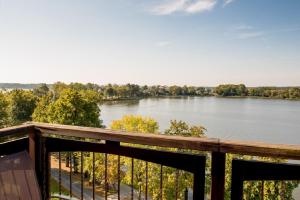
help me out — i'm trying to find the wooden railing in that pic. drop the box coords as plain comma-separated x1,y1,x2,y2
1,122,300,200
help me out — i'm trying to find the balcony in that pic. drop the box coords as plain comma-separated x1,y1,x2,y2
1,122,300,200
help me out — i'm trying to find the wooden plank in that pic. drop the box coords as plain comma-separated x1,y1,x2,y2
2,122,300,160
220,140,300,160
13,170,32,200
0,170,19,199
0,176,6,199
33,122,300,159
0,124,34,138
0,151,41,200
33,122,219,152
25,170,41,200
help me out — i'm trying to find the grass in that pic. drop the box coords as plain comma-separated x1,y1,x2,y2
50,177,70,199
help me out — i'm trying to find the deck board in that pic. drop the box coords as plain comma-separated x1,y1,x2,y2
0,151,41,200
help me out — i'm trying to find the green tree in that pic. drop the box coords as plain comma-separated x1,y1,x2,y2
110,117,206,200
33,88,103,172
164,120,207,199
32,94,53,123
51,82,68,99
165,120,206,137
215,84,248,96
8,90,37,125
111,115,159,133
33,84,50,97
33,88,102,128
169,86,182,96
0,92,9,128
111,115,159,199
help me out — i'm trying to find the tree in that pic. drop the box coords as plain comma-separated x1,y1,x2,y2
33,88,102,128
169,86,182,96
214,84,248,96
110,115,160,199
0,92,9,128
8,90,37,125
32,94,53,123
33,84,49,97
33,88,103,171
111,115,159,133
51,82,68,99
164,120,207,199
165,120,206,137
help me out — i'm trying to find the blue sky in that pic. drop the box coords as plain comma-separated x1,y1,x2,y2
0,0,300,86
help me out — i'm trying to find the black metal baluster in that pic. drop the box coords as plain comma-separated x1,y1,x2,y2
58,152,61,196
105,153,108,200
281,181,285,199
175,170,179,200
261,181,264,200
69,152,72,198
93,152,95,200
131,158,134,200
81,152,84,200
145,162,148,200
118,155,120,200
160,165,163,200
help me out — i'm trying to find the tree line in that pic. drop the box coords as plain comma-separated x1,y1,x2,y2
215,84,300,99
2,82,300,101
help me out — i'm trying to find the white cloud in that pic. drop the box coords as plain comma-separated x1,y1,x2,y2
234,24,253,30
156,41,172,47
226,24,265,40
223,0,235,6
152,0,187,15
238,31,265,39
151,0,217,15
185,0,217,13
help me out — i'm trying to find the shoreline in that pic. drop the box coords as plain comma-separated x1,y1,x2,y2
100,95,300,103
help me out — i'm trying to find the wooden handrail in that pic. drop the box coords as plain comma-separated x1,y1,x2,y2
1,122,300,160
32,122,220,152
0,124,34,137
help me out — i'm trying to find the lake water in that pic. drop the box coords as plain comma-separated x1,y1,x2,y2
100,97,300,145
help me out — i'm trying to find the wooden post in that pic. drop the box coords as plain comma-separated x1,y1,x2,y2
40,136,50,200
33,129,50,200
211,152,226,200
28,131,36,167
230,160,243,200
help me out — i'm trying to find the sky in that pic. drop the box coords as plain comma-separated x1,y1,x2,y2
0,0,300,86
